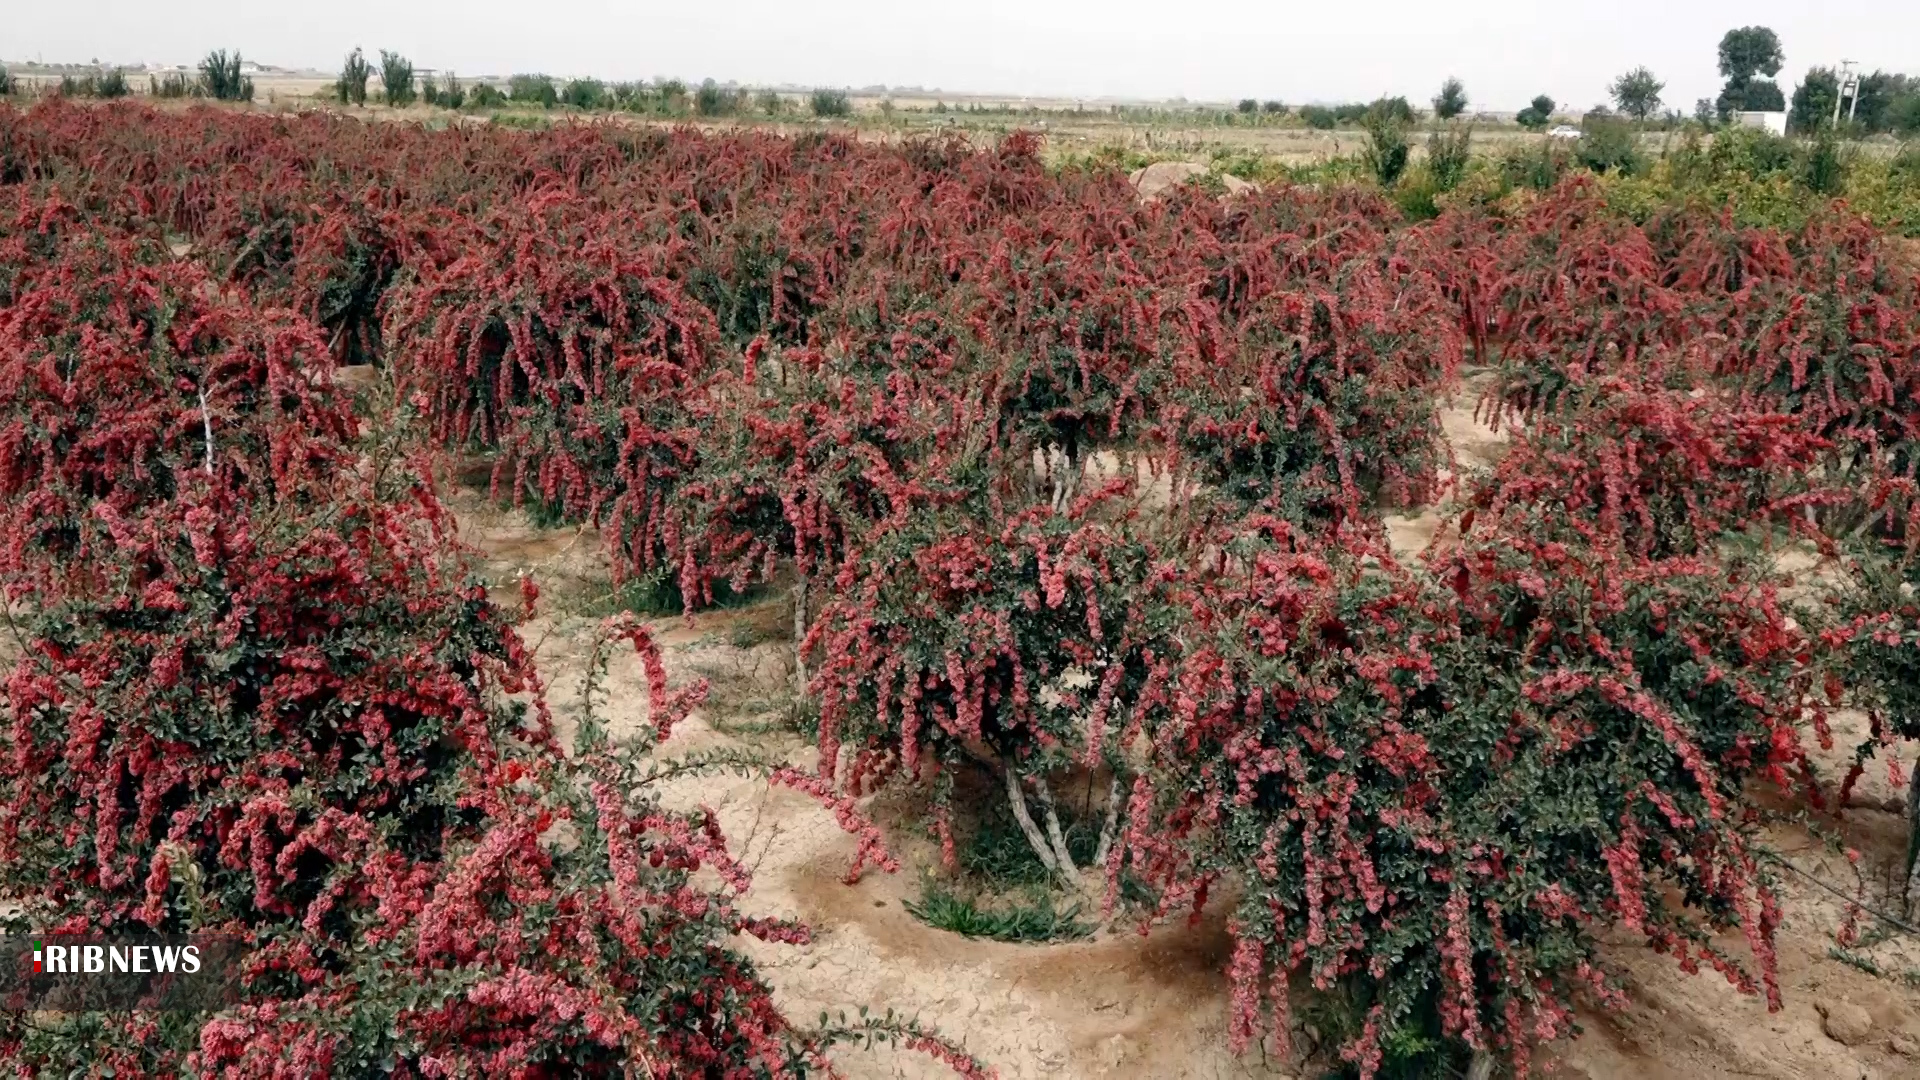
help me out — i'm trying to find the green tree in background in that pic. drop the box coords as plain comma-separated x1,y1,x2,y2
1433,77,1468,120
1790,68,1841,133
1716,26,1784,117
1610,67,1665,121
810,88,851,117
199,50,253,102
379,51,415,107
337,48,370,106
1516,94,1555,130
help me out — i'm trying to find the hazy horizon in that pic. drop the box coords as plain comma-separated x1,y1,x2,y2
9,2,1918,113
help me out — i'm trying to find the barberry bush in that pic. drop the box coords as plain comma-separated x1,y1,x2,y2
382,192,718,572
0,189,981,1074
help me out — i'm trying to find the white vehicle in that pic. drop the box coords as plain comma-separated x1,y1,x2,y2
1547,125,1582,139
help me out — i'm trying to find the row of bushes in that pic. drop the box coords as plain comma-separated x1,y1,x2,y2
0,140,980,1074
1249,118,1920,236
326,47,856,119
8,52,255,103
6,101,1920,1076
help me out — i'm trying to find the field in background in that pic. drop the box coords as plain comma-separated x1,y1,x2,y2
1,62,1861,168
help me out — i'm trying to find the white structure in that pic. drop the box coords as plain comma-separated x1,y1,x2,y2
1732,111,1788,136
1834,61,1862,126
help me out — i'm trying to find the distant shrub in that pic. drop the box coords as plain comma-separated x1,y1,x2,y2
1394,169,1448,221
422,72,464,109
379,50,415,107
696,78,735,116
1576,109,1641,175
1432,76,1468,120
1363,109,1411,186
562,77,605,110
1517,94,1555,130
149,72,197,99
1368,95,1416,125
57,72,126,99
509,73,558,108
1237,98,1257,113
1426,122,1473,190
1891,94,1920,136
336,48,370,105
466,82,506,109
1263,100,1287,114
0,66,11,96
199,49,253,102
1499,141,1573,191
1666,125,1800,187
758,88,786,115
1801,129,1847,195
811,88,851,117
1300,104,1337,129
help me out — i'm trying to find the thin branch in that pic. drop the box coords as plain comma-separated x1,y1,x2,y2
791,577,809,693
1757,850,1920,936
198,386,215,475
1093,772,1125,866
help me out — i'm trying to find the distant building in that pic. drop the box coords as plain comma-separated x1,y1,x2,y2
1732,111,1788,136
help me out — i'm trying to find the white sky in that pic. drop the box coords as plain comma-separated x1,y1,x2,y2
8,2,1918,112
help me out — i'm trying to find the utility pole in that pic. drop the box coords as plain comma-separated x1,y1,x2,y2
1833,60,1860,127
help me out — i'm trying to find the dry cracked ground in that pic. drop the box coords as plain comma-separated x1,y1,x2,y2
451,378,1920,1079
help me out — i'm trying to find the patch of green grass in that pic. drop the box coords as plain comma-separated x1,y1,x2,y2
729,618,771,649
958,792,1101,889
572,569,764,620
702,688,817,739
573,572,683,618
903,881,1092,943
489,111,552,130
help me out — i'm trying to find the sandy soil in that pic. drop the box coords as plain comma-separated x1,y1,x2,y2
444,385,1920,1079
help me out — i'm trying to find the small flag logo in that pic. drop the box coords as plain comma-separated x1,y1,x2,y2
31,940,42,974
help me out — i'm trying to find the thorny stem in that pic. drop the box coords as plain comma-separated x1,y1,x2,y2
792,577,809,693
